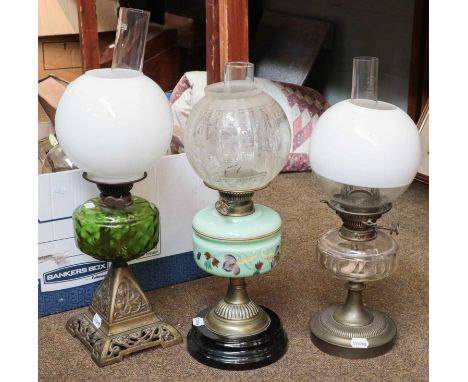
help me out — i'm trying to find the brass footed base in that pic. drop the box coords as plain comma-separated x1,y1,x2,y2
310,282,396,359
187,276,287,369
66,263,182,367
204,278,271,338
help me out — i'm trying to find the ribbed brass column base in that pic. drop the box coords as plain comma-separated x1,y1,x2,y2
204,278,270,338
310,283,396,359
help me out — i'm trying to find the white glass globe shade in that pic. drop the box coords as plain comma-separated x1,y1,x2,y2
309,99,421,207
55,68,172,184
184,80,291,191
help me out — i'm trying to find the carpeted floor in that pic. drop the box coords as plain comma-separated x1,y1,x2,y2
38,172,429,381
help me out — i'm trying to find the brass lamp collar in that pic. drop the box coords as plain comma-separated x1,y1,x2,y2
203,182,270,217
83,172,148,210
323,200,396,242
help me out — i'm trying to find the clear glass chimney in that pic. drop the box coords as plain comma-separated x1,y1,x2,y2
112,8,150,71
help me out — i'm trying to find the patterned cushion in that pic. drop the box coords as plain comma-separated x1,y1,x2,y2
169,72,207,155
169,72,329,172
278,82,329,172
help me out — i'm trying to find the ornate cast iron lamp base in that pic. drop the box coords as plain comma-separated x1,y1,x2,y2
187,279,287,370
310,282,396,359
66,263,182,367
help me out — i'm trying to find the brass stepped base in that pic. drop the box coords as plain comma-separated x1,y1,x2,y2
310,305,396,359
310,282,396,359
66,263,182,367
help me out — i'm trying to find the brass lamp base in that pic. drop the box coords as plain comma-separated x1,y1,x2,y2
204,278,271,338
66,263,182,367
187,278,287,370
310,282,396,359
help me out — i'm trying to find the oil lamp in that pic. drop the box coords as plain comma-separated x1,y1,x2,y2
184,62,291,369
54,8,182,366
308,57,421,358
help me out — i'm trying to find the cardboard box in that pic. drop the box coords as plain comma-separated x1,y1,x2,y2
38,76,68,126
38,0,117,80
38,103,53,141
38,33,115,82
38,0,119,37
38,153,217,316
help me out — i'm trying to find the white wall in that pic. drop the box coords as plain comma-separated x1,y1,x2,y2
266,0,415,111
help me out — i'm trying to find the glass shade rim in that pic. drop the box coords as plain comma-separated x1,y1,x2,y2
121,7,151,16
204,81,263,98
84,68,143,80
348,98,397,111
311,169,413,190
353,56,379,62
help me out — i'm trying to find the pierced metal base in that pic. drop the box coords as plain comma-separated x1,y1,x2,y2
310,304,396,359
66,263,182,367
67,311,182,366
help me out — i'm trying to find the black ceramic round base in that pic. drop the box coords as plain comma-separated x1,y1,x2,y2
187,306,288,370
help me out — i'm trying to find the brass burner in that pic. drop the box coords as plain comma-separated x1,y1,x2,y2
324,200,396,241
203,182,269,217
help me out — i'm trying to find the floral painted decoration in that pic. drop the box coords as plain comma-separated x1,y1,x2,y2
200,252,221,270
253,261,264,276
222,254,240,276
195,245,281,277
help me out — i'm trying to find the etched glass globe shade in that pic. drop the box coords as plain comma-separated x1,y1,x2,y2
309,57,421,211
185,62,291,191
55,68,172,184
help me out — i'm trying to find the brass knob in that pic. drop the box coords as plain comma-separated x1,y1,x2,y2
377,223,400,235
363,219,399,235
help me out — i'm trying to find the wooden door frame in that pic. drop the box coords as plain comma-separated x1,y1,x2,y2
407,0,429,122
206,0,249,84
